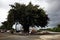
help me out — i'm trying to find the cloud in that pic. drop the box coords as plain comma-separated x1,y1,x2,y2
44,0,60,27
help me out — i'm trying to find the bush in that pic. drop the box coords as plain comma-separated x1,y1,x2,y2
47,27,60,32
49,27,60,32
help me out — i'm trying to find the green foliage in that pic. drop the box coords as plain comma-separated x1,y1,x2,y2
1,21,12,30
52,27,60,32
1,2,49,32
51,24,60,32
47,28,53,31
47,27,60,32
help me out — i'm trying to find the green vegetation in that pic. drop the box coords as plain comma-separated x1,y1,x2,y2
0,21,12,30
47,24,60,32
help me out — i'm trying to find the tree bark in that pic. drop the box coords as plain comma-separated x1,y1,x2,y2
23,25,29,33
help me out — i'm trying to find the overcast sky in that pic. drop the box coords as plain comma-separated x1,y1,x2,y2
0,0,60,28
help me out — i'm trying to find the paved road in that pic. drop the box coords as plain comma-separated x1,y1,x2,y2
0,35,41,40
0,33,60,40
0,35,60,40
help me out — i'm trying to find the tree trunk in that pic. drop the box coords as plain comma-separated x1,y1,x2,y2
23,25,29,33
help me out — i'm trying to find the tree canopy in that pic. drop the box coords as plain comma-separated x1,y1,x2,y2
1,2,49,33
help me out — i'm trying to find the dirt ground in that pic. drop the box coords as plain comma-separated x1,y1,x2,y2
0,32,60,40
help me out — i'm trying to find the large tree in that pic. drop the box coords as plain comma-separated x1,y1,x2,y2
2,2,49,33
